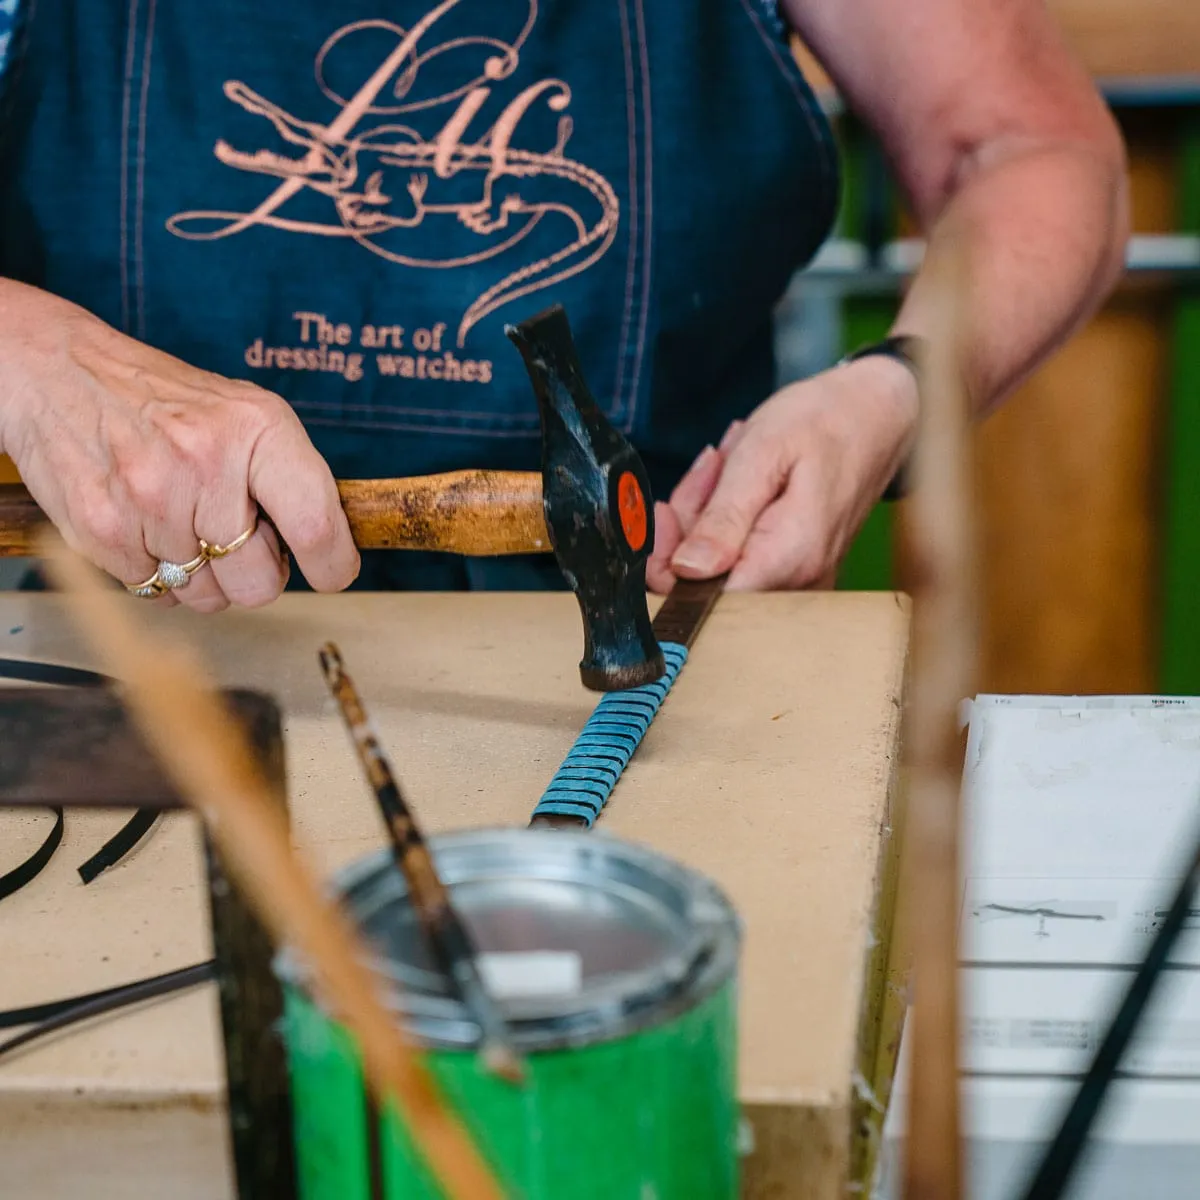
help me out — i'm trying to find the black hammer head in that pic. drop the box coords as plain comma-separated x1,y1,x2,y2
506,305,665,692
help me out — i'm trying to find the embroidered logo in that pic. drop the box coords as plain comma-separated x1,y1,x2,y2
167,1,619,348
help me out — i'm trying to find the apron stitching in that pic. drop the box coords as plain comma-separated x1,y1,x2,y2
134,0,157,341
294,399,539,422
296,412,540,438
611,0,638,422
734,0,838,207
0,0,31,145
625,0,654,436
117,0,140,335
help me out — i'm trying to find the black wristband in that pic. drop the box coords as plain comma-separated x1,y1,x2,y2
840,335,925,501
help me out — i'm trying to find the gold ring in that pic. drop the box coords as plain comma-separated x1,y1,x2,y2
125,551,208,599
201,518,258,561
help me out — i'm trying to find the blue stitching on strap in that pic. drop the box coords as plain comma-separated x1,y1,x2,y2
532,642,688,826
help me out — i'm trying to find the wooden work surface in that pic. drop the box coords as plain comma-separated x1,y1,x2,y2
0,592,909,1199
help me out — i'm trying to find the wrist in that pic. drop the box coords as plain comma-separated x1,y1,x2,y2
838,337,923,499
0,280,73,461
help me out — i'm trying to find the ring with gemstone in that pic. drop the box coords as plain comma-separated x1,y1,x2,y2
201,517,258,562
125,551,207,599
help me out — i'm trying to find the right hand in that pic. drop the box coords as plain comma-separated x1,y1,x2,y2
0,280,360,611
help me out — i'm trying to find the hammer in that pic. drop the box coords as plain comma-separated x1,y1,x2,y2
0,306,666,693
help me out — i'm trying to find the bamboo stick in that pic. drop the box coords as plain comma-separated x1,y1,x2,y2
40,535,507,1200
899,238,977,1200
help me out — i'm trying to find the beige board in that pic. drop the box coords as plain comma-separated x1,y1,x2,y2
0,592,909,1198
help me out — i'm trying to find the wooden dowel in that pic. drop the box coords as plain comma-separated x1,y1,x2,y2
900,239,977,1200
40,536,507,1200
319,642,525,1084
0,471,549,558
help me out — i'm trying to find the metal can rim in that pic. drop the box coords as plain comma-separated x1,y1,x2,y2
274,826,742,1052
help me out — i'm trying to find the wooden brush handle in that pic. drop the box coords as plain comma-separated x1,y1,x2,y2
0,472,550,558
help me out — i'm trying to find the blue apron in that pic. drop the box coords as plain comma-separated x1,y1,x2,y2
0,0,838,591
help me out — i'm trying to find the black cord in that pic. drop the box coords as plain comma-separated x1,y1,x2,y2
0,962,215,1060
0,657,201,1064
76,808,162,883
0,659,109,688
0,657,161,887
0,805,64,900
1016,818,1200,1200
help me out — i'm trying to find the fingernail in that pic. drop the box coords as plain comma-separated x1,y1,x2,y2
671,537,722,575
719,422,745,452
688,445,718,475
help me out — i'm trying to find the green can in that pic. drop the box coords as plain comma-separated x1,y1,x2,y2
275,827,742,1200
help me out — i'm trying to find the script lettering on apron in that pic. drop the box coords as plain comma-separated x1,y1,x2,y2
166,0,620,348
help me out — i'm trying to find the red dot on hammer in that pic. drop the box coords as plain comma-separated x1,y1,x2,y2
617,471,647,552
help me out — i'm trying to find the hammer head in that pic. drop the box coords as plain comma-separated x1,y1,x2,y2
506,305,665,692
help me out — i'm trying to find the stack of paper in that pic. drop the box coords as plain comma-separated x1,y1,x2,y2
875,695,1200,1200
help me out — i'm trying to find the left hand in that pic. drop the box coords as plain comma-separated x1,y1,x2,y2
646,355,919,592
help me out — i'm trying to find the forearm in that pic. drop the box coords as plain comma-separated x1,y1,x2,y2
891,138,1129,415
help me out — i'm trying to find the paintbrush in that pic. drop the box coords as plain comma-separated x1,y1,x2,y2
40,536,507,1200
318,642,526,1084
899,236,977,1200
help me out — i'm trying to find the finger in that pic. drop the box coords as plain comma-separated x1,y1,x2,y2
207,522,289,609
725,477,828,591
137,466,232,614
719,419,749,455
668,444,723,531
248,415,359,593
60,484,165,596
648,446,723,593
142,520,231,614
193,468,284,608
647,502,682,594
671,430,790,579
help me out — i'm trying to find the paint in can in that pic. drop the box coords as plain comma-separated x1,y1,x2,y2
275,827,742,1199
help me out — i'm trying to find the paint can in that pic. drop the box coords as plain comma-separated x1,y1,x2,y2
275,827,742,1199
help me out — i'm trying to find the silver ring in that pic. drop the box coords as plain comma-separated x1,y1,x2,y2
126,551,207,599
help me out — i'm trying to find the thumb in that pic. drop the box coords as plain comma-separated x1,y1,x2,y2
646,502,682,594
671,431,789,578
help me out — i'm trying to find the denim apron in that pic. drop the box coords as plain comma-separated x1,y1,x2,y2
0,0,838,591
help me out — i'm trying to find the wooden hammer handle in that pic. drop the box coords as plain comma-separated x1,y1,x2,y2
0,472,550,558
337,470,549,555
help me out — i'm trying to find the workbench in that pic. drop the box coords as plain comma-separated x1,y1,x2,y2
0,592,909,1199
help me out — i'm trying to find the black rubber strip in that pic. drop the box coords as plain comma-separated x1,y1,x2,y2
76,808,162,884
0,658,109,689
0,961,215,1060
0,806,64,901
0,656,161,887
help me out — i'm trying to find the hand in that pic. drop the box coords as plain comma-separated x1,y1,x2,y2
0,281,359,611
646,356,918,592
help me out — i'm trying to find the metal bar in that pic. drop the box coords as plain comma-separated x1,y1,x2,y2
810,75,1200,120
803,234,1200,288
